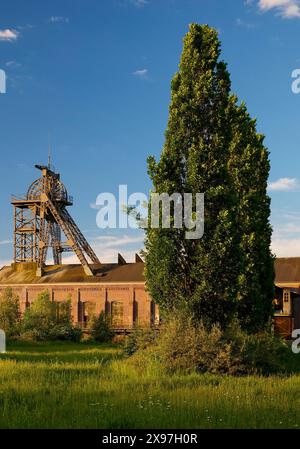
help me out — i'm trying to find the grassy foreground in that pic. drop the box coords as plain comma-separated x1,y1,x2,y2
0,340,299,429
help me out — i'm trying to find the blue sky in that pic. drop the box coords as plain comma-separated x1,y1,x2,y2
1,0,300,266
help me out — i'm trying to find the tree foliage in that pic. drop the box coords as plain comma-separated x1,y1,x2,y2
22,290,82,341
146,24,242,326
22,290,57,338
145,24,274,330
227,97,274,331
0,287,20,337
89,311,113,343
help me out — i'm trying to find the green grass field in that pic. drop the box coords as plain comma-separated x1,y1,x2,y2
0,340,299,429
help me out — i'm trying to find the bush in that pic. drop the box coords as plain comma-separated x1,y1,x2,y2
48,324,83,342
155,312,244,375
0,288,21,337
22,291,82,342
57,298,72,324
127,311,288,376
20,329,41,341
124,326,158,356
89,312,113,343
22,290,56,340
243,332,287,375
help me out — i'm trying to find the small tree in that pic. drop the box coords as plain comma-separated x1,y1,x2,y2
22,290,56,339
90,312,113,343
22,291,82,342
0,287,20,337
57,295,72,324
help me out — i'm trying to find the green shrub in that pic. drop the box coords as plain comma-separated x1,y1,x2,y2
89,312,113,343
46,324,82,342
124,326,158,356
0,287,21,337
155,312,244,375
19,329,41,341
57,298,72,324
243,332,288,375
22,291,82,342
127,311,288,376
22,291,56,340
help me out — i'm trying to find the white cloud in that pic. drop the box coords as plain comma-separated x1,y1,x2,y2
94,234,144,262
48,16,69,24
94,234,144,247
132,68,148,78
62,248,137,264
0,258,12,269
236,18,256,27
0,240,12,245
60,233,144,264
272,237,300,256
281,211,300,221
258,0,300,18
268,177,300,191
5,60,21,68
0,29,19,41
274,222,300,234
131,0,148,6
271,211,300,256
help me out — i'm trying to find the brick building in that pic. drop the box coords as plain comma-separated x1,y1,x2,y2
0,256,159,331
274,257,300,338
0,256,300,336
0,162,159,331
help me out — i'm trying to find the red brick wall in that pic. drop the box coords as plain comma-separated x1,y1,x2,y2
0,283,155,329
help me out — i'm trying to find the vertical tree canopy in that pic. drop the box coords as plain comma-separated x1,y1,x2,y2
145,24,274,330
227,97,274,331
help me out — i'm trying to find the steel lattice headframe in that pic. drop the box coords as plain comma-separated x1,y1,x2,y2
11,164,100,276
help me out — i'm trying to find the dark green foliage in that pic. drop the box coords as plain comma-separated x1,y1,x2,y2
0,287,20,337
145,24,274,330
129,312,288,376
145,24,242,327
22,290,57,340
90,312,113,343
123,326,158,357
227,97,274,331
22,290,82,342
57,295,72,324
48,324,82,342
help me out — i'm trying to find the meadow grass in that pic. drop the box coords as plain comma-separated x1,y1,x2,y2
0,340,299,429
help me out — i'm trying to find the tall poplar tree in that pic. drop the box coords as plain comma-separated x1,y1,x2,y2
145,24,274,330
145,24,242,327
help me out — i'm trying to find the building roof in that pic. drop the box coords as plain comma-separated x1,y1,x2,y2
0,262,145,285
0,257,299,286
275,257,300,285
